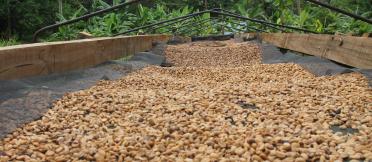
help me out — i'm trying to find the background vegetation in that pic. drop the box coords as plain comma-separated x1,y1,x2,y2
0,0,371,46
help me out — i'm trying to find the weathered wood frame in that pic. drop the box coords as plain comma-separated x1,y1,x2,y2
0,35,170,80
256,33,372,69
1,33,371,80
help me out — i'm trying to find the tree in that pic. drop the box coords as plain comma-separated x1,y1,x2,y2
6,0,11,38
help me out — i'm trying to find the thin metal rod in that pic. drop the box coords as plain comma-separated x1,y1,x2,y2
161,17,229,34
226,20,266,32
175,18,216,34
114,10,211,36
214,19,258,33
211,17,265,33
145,16,199,33
187,22,244,36
32,0,142,42
162,16,265,34
217,9,285,32
173,18,219,35
35,7,318,41
305,0,372,24
219,22,246,32
173,17,257,35
118,9,316,36
212,8,316,33
215,13,270,33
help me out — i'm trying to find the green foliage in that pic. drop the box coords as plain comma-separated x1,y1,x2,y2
0,0,63,40
1,0,371,43
147,0,235,10
47,0,218,41
232,0,372,34
0,38,19,47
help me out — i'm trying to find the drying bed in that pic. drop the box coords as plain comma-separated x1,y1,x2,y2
0,40,371,161
165,40,260,67
0,44,167,140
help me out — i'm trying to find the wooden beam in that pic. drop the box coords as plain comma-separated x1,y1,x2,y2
257,33,372,69
0,35,170,80
362,33,371,38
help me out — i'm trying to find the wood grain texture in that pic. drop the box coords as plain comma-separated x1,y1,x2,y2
257,33,372,69
0,35,170,80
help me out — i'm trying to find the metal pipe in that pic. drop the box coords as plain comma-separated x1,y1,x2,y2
117,9,314,36
210,17,266,33
161,15,267,34
32,0,142,42
34,6,318,42
219,23,246,32
145,16,199,33
179,19,215,33
173,17,259,35
211,11,317,33
114,10,212,36
161,17,230,34
305,0,372,25
188,23,244,36
215,9,285,32
174,18,216,35
215,19,259,33
215,12,270,33
227,20,266,33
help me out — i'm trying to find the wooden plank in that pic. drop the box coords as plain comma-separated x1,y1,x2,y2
362,33,371,38
258,33,372,69
0,35,170,80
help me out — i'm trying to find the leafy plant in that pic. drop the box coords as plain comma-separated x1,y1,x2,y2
0,38,19,47
3,0,370,42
